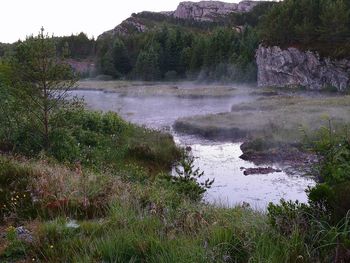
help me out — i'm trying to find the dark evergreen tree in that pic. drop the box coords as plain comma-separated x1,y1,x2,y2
134,46,160,81
319,0,350,42
9,28,77,150
112,38,132,75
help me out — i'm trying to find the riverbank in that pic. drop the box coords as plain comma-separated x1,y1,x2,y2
0,82,344,262
72,82,317,205
174,93,350,168
0,154,320,262
0,107,309,262
77,80,252,98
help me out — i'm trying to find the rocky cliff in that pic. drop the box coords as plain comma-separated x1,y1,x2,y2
99,17,148,38
256,45,350,91
173,1,259,21
99,1,260,39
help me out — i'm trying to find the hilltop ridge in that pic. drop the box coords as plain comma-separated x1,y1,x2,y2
172,1,259,21
99,0,260,38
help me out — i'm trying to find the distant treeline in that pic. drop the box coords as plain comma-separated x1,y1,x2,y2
0,33,95,61
93,2,273,82
55,32,95,59
1,0,349,81
96,26,259,82
0,43,12,58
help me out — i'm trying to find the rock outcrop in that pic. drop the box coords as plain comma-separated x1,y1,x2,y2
99,17,148,39
99,1,260,39
173,1,259,21
241,167,282,176
256,45,350,91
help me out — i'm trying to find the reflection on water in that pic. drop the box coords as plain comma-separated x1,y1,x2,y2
70,88,315,209
188,143,314,209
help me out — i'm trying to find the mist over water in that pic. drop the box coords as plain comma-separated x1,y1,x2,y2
70,84,315,209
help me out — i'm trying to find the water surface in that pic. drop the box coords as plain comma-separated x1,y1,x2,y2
71,87,315,209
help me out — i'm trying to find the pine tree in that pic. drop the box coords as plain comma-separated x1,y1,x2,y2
134,46,160,81
112,38,131,75
9,28,77,150
319,0,350,42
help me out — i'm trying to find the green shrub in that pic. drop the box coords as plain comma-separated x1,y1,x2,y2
172,152,214,202
307,184,334,217
207,227,249,263
0,226,28,261
267,199,310,235
331,182,350,222
0,105,180,172
308,182,350,223
269,123,350,260
0,158,37,222
126,127,181,171
11,122,44,156
49,128,80,162
306,123,350,220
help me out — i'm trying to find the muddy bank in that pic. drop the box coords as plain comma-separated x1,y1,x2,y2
239,140,318,170
241,167,282,176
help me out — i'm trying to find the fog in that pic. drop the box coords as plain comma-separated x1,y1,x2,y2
69,81,318,208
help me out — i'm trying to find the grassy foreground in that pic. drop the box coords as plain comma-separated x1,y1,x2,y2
1,108,350,262
0,105,326,263
1,155,312,263
1,110,348,262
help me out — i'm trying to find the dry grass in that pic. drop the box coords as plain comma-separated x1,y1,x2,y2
29,161,126,217
77,80,249,98
0,157,135,221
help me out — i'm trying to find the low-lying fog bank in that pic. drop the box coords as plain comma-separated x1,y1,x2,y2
71,81,321,208
175,92,350,165
78,80,256,98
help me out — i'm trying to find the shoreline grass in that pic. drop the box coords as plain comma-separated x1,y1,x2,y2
0,155,312,262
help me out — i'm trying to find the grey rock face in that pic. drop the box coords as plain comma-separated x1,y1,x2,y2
173,1,259,21
99,1,260,39
99,17,148,39
16,226,34,243
256,45,350,91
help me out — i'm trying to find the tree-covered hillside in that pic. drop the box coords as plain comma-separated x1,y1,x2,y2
0,33,95,61
96,25,259,82
259,0,350,58
95,0,350,81
0,43,13,59
2,0,349,81
55,32,95,60
93,2,277,82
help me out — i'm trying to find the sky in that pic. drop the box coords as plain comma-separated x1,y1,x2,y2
0,0,271,43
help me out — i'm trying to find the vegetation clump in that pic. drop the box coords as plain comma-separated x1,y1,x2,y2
267,124,350,262
259,0,350,58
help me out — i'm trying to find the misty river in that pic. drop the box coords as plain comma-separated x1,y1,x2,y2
71,85,315,209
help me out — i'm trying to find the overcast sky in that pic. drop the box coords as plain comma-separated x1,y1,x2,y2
0,0,272,43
